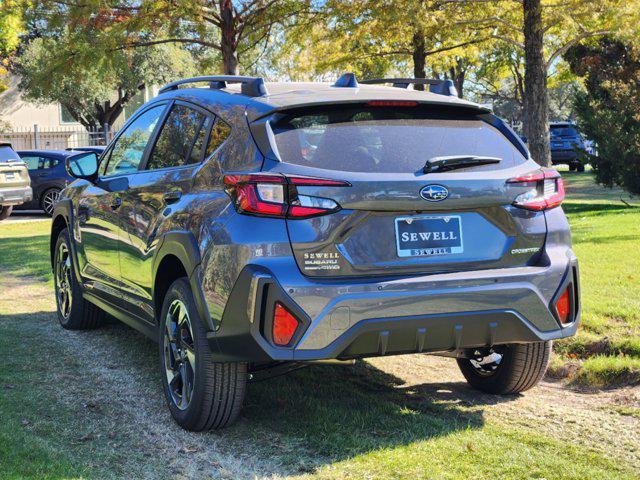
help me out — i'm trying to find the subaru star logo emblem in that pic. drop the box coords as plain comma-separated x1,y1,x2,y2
420,184,449,202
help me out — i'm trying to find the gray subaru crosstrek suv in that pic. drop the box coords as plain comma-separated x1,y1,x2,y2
50,75,580,430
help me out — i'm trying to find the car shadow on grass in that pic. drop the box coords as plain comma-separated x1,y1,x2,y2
1,308,520,478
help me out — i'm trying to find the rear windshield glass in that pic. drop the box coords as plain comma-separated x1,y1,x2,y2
551,126,579,137
272,106,526,173
0,145,20,162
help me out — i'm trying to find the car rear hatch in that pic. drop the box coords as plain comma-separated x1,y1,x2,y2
248,103,560,278
0,144,30,192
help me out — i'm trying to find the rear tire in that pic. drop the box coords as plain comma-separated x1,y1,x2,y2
53,228,105,329
159,278,247,431
0,205,12,221
457,341,551,394
576,163,585,172
41,188,61,216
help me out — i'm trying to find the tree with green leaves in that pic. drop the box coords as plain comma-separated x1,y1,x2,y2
0,0,26,92
17,38,195,129
566,38,640,195
36,0,316,75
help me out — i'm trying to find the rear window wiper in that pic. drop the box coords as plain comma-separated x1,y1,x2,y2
423,155,501,173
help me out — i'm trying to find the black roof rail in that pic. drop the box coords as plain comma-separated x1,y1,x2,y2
360,78,458,97
158,75,268,97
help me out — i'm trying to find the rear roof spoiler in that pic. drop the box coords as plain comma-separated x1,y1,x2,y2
159,75,268,97
361,78,458,97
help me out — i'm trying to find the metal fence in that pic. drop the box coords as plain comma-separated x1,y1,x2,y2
0,125,116,151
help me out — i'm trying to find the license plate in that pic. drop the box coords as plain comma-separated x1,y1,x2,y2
395,215,463,257
4,172,15,180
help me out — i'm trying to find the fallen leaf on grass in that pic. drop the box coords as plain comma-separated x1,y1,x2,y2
179,445,198,454
79,433,95,442
84,401,102,413
466,442,475,452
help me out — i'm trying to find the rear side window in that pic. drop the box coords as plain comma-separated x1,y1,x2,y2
272,106,526,173
146,104,211,170
0,146,20,162
205,119,231,157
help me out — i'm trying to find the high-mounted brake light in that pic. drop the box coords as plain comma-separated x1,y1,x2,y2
367,100,418,107
273,302,299,346
224,174,349,219
507,169,565,211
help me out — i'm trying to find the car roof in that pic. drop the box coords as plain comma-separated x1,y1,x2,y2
17,149,76,158
156,81,491,123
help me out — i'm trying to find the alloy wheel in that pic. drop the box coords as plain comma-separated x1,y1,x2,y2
163,299,196,410
469,348,504,376
42,189,61,215
55,242,73,319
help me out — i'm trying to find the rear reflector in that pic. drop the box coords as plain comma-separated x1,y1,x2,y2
555,287,571,324
273,302,299,346
508,169,565,211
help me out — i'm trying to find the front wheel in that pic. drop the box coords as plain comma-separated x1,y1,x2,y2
457,342,551,394
159,278,247,431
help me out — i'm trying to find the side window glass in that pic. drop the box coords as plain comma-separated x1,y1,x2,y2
146,105,209,170
21,156,42,170
103,105,164,176
205,118,231,157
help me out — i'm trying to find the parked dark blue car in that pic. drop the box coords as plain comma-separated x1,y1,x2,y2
550,122,585,171
15,150,79,215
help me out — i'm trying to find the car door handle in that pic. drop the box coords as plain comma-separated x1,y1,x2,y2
110,196,122,210
163,190,182,204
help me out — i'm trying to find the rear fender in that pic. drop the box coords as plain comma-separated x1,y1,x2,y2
152,231,213,331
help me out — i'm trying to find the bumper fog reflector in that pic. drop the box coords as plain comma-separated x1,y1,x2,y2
273,302,299,346
556,287,571,324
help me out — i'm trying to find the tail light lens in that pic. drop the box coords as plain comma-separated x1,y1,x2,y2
224,174,349,219
272,302,299,345
555,287,571,324
507,169,565,211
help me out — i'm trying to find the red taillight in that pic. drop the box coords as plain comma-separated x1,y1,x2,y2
507,169,565,211
555,287,571,324
224,174,349,219
272,302,299,345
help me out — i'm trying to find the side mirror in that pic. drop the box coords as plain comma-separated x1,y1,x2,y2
66,152,99,182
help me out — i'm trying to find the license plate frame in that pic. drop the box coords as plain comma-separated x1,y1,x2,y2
394,215,464,258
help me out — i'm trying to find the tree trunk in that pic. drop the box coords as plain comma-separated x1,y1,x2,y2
412,31,426,90
522,0,550,166
449,59,466,99
219,0,239,75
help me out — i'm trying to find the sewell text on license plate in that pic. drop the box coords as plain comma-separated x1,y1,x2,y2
395,215,463,258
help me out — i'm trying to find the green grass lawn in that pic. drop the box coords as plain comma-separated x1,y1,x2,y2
0,172,639,479
552,171,640,386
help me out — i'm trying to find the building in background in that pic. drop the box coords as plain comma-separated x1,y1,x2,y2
0,74,157,149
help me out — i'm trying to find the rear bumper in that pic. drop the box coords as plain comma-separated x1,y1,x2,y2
551,150,578,163
0,186,32,206
207,249,580,363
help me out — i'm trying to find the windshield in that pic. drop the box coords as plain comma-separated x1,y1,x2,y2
0,145,20,162
272,106,525,173
551,126,579,138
